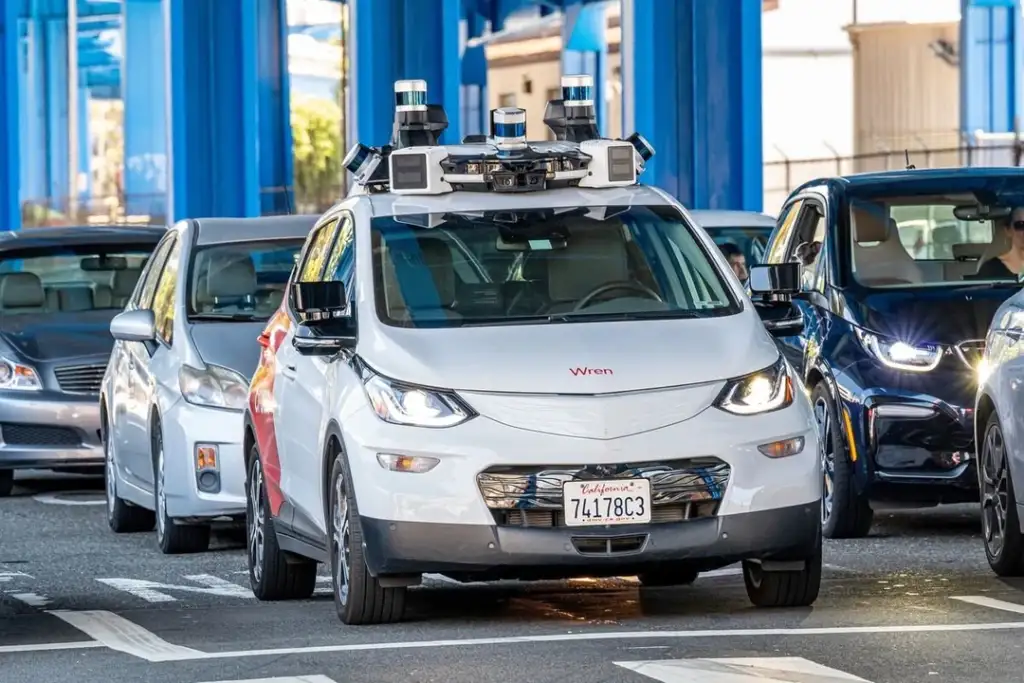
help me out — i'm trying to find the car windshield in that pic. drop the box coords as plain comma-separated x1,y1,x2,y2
370,204,740,329
187,239,304,321
0,244,154,315
849,188,1024,288
707,226,772,267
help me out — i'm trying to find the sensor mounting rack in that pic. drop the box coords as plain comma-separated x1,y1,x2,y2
440,142,592,193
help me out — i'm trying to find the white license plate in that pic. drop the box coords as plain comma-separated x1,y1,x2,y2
562,478,652,527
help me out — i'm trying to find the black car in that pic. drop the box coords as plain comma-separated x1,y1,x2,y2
0,225,165,496
753,168,1024,538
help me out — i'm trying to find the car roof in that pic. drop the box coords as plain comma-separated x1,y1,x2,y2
0,225,166,251
794,166,1024,195
192,215,321,245
688,210,776,228
366,185,674,216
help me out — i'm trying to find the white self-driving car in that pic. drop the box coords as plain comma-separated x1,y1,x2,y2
243,76,822,624
100,215,316,554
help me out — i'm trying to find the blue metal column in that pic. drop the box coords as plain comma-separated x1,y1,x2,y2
123,0,168,219
622,0,763,211
349,0,462,148
561,1,608,136
166,0,260,221
256,0,293,215
0,0,20,229
461,11,488,138
960,0,1022,135
77,84,91,200
44,16,69,211
21,11,47,204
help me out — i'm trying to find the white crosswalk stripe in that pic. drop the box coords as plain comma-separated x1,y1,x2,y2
196,677,338,683
616,657,873,682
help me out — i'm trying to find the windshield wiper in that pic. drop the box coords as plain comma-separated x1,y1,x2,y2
546,310,721,323
189,313,263,322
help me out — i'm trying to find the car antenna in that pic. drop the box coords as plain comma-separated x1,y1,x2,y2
904,149,916,170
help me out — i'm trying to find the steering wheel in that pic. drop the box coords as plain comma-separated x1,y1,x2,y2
572,281,663,312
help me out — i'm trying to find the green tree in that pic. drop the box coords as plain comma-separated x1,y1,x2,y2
291,96,344,213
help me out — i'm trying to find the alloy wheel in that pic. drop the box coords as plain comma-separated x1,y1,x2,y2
332,474,351,607
156,441,166,541
814,397,836,525
104,427,116,518
248,462,265,583
982,423,1010,558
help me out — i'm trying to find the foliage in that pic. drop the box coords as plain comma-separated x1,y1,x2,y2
291,95,344,213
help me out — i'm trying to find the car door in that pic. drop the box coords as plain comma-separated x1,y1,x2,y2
273,216,342,536
117,234,175,489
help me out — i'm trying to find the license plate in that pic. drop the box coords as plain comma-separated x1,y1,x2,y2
563,479,652,527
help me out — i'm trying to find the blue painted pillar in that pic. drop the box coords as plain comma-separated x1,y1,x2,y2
349,0,462,148
960,0,1023,136
0,0,20,230
562,2,608,137
256,0,294,215
77,85,91,200
167,0,263,221
461,12,488,138
123,0,168,219
622,0,763,211
21,14,47,204
44,17,69,211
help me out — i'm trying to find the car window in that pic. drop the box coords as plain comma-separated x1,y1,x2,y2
188,239,305,321
370,204,740,329
708,227,772,268
151,238,182,344
136,236,176,309
297,218,339,282
323,215,355,284
765,200,804,264
0,243,157,316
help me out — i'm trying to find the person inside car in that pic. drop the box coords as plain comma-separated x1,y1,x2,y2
977,207,1024,279
719,242,748,285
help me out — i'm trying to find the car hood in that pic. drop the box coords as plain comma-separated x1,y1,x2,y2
846,285,1019,345
187,322,266,381
0,310,119,362
360,310,780,394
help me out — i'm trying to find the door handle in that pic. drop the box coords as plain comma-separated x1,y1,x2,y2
281,363,297,379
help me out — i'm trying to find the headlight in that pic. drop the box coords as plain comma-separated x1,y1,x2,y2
178,364,249,411
363,372,473,428
855,328,941,372
714,355,793,416
0,357,42,391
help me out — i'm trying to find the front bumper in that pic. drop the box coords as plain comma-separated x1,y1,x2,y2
161,399,246,520
361,502,820,578
0,391,102,470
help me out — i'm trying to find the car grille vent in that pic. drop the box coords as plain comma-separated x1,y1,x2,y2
0,423,80,446
54,363,106,394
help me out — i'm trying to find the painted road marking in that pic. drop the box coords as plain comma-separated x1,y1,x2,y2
32,491,104,506
160,620,1024,661
0,570,33,582
616,656,872,682
0,641,105,655
951,595,1024,614
48,610,202,662
197,677,338,683
6,592,51,607
96,574,254,603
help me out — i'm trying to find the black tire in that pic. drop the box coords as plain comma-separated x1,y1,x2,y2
637,566,699,587
104,416,154,533
153,425,210,554
247,445,317,600
979,411,1024,576
743,533,822,608
0,470,13,498
813,382,873,539
328,446,406,625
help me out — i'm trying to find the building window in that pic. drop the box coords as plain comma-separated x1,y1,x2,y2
498,93,516,107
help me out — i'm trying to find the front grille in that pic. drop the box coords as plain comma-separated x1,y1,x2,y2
953,339,985,370
54,363,106,394
0,423,80,446
477,458,729,528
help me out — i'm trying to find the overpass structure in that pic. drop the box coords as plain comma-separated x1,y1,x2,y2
0,0,1021,231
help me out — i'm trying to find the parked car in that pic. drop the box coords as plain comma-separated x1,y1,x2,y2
100,215,317,554
243,88,823,625
0,225,165,497
975,291,1024,575
764,167,1024,539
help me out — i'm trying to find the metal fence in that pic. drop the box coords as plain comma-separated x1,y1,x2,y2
764,137,1024,214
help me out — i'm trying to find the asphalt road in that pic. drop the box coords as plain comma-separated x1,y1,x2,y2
3,471,1024,683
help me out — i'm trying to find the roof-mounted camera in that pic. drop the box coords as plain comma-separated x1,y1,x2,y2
391,79,448,149
543,75,600,143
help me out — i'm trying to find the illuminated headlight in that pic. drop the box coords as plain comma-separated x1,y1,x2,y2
855,328,942,372
977,357,992,384
363,372,473,428
178,364,249,411
0,357,41,391
714,355,793,416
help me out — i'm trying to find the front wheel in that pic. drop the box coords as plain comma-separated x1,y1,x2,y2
637,566,699,587
105,419,155,533
328,447,406,625
743,539,822,608
153,425,210,555
980,411,1024,576
813,382,873,539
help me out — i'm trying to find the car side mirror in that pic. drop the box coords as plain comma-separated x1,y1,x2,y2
109,309,156,342
756,301,805,338
292,280,348,318
749,262,800,296
290,280,354,356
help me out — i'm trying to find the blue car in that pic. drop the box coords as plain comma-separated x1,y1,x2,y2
754,168,1024,538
